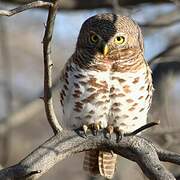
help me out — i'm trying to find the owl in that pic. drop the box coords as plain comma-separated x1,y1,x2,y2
59,13,153,179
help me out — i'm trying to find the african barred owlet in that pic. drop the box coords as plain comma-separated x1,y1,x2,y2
60,13,153,179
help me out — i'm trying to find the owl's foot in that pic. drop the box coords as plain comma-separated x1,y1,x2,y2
105,126,124,142
82,122,101,137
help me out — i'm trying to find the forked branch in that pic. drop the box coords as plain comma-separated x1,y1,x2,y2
42,0,63,134
0,130,179,180
0,1,180,180
0,0,62,135
0,1,52,16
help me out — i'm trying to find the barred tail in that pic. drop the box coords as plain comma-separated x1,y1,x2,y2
83,150,117,179
99,151,117,179
83,150,99,176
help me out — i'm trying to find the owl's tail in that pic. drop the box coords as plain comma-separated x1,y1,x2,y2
83,150,117,179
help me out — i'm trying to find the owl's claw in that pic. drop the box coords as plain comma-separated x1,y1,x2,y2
81,122,101,137
82,125,88,137
95,123,100,136
90,123,100,136
104,126,123,142
114,127,123,143
105,125,114,139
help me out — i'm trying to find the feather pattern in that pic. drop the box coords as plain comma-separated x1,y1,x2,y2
83,150,99,175
59,13,153,179
99,151,117,179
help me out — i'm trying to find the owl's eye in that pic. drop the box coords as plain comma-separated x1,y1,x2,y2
90,34,99,43
115,36,125,44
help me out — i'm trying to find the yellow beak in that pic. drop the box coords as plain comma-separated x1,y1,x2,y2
103,44,109,56
99,41,109,56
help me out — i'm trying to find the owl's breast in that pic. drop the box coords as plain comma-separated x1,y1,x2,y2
61,60,152,132
108,65,153,133
61,63,111,129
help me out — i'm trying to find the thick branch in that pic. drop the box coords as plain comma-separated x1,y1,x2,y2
0,1,52,16
0,130,179,180
157,148,180,165
42,0,62,134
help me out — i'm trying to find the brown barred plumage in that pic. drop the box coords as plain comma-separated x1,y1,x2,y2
59,13,153,179
83,151,117,179
98,151,117,179
83,150,99,175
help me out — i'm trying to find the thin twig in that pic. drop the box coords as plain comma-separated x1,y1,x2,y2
0,1,53,17
0,130,178,180
42,0,62,134
0,0,62,135
125,121,160,136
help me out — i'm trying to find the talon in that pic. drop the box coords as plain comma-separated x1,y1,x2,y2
107,125,114,134
116,132,122,143
95,124,100,131
90,123,97,136
99,121,102,129
105,125,114,139
87,122,102,136
83,125,88,137
114,127,123,143
94,123,100,135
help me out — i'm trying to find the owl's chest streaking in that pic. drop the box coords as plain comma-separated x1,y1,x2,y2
60,58,153,133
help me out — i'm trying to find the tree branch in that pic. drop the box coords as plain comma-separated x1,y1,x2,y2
42,0,62,134
0,2,180,180
0,0,63,134
0,1,53,16
0,0,175,10
0,130,179,180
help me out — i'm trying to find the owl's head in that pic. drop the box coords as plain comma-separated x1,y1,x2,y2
76,13,144,60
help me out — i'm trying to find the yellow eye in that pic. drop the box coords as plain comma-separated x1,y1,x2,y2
90,34,99,43
115,36,125,44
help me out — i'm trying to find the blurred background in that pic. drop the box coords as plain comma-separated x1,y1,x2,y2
0,0,180,179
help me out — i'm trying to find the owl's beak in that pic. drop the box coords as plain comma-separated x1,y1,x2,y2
99,41,109,56
103,44,109,56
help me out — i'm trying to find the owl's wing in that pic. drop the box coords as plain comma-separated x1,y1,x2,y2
59,57,73,127
59,56,82,128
